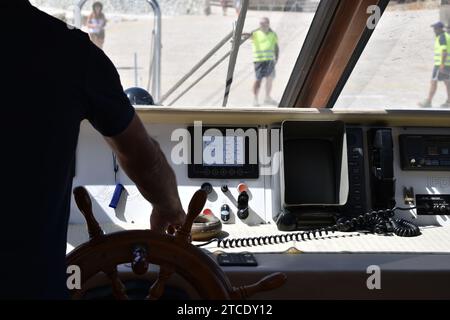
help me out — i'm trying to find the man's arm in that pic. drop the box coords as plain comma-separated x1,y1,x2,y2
104,114,185,233
82,41,184,233
275,44,280,63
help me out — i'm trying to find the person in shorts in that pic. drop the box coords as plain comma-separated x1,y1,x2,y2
250,17,279,106
86,1,107,49
419,21,450,108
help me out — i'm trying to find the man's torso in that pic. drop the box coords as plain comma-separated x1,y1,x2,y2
0,1,134,299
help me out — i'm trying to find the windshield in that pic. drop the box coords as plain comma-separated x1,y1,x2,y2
30,0,319,107
336,0,450,110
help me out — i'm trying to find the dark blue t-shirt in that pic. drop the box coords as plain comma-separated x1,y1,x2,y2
0,1,135,299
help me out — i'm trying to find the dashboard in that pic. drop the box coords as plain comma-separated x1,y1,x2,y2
68,109,450,252
65,108,450,299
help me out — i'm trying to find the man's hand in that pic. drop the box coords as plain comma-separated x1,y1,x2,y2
441,64,446,72
150,204,186,234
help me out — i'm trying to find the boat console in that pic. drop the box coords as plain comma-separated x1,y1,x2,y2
67,107,450,299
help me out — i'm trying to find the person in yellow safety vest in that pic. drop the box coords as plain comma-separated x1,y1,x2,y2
250,17,279,106
419,21,450,108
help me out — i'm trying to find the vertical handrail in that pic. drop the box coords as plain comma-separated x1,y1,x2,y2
74,0,88,29
134,52,139,87
222,0,249,107
147,0,162,103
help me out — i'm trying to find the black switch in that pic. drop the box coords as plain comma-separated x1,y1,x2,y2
221,204,231,222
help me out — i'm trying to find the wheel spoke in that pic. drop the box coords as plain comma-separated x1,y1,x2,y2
105,267,129,300
73,187,104,240
146,265,174,300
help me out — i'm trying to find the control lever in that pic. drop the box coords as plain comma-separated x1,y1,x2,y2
237,183,249,220
175,189,208,243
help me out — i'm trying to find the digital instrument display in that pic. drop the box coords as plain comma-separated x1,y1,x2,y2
202,135,244,167
188,126,259,179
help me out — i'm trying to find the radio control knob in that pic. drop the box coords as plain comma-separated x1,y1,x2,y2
221,185,229,193
201,182,213,195
410,158,416,166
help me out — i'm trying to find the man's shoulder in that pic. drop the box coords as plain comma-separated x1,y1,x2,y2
269,29,278,37
31,5,91,45
253,29,277,37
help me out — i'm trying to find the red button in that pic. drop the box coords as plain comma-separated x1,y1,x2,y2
238,183,248,193
203,209,213,216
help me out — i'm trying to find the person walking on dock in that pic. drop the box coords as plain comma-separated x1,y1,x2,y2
250,17,279,106
86,1,107,49
419,21,450,108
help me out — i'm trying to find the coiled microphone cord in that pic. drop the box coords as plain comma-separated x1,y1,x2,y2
196,207,420,249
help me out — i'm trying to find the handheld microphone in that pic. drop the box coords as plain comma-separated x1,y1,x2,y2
109,183,125,209
109,153,124,209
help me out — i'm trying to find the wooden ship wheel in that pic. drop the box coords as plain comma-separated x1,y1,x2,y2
67,187,287,300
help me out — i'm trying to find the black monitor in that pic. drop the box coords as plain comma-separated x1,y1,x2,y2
281,121,347,207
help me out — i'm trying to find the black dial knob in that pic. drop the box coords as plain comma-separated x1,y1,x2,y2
221,185,229,193
200,182,213,195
